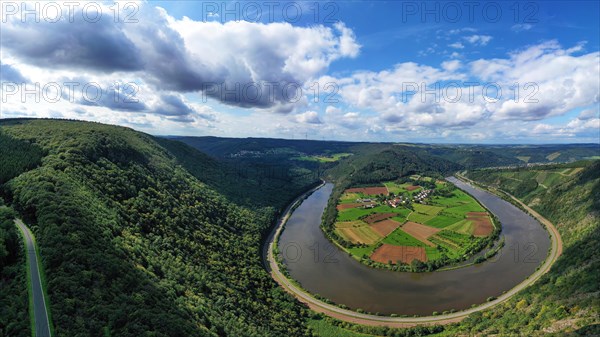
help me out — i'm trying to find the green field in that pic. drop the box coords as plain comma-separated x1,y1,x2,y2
407,204,444,223
339,192,361,203
333,177,495,266
295,153,352,163
337,204,409,222
425,246,443,260
383,181,421,195
425,215,462,228
445,219,474,235
382,228,426,247
347,244,379,258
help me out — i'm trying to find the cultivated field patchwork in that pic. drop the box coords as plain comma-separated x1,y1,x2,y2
332,177,498,268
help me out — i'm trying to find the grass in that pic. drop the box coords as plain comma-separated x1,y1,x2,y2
407,204,444,223
425,215,462,228
337,205,409,222
437,230,472,246
444,203,485,217
295,153,352,163
382,228,426,247
445,219,474,235
339,192,361,203
516,156,531,163
337,208,374,221
333,177,496,267
348,245,378,258
425,246,442,260
383,181,421,196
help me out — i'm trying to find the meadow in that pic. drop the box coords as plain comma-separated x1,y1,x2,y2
332,177,496,268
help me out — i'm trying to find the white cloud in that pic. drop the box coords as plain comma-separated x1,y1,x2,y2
294,111,322,124
464,35,493,46
512,24,533,32
315,41,599,142
578,107,599,120
1,3,360,114
449,42,465,49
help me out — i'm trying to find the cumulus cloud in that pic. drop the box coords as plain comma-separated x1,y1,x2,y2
1,8,141,72
464,35,492,46
578,107,599,120
449,42,464,49
0,4,360,113
294,111,322,124
318,41,599,140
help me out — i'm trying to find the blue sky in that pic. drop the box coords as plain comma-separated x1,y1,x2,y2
1,1,598,143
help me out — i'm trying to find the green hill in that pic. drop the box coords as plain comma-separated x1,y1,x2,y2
459,161,600,335
0,119,311,336
1,119,598,337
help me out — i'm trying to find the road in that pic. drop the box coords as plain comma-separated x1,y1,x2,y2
15,219,52,337
264,177,563,327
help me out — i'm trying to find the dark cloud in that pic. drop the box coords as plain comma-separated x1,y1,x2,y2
2,15,141,72
1,5,357,112
152,94,215,121
79,87,147,112
0,63,28,83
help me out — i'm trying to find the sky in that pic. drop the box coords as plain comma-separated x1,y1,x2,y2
1,0,599,143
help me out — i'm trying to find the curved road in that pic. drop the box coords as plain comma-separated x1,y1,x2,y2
264,177,563,327
15,219,52,337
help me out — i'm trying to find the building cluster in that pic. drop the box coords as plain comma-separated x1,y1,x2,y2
356,198,377,209
386,196,408,208
413,189,433,203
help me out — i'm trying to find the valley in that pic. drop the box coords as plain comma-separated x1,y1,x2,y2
0,119,597,337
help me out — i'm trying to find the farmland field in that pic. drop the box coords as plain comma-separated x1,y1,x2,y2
330,176,499,269
370,219,402,236
335,221,381,244
382,227,426,247
400,221,440,247
294,153,352,163
370,244,427,264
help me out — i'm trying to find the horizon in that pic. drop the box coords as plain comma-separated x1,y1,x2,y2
1,1,599,143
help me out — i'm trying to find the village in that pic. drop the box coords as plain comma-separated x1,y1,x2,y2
355,187,434,209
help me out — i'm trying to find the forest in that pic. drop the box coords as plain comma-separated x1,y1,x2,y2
0,118,597,336
0,204,30,336
0,119,312,336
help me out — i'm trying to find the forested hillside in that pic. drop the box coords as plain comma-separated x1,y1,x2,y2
311,161,599,337
0,205,30,336
1,119,597,337
0,119,312,336
457,162,600,335
157,137,320,209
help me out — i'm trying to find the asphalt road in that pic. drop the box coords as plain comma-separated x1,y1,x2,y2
15,219,52,337
264,178,563,327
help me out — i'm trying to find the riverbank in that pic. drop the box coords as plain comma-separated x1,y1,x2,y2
263,176,563,327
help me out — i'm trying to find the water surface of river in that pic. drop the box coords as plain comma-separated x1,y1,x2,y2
278,178,550,315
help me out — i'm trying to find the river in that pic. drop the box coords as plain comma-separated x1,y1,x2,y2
277,177,550,315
